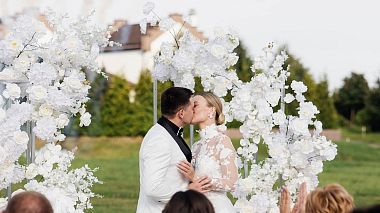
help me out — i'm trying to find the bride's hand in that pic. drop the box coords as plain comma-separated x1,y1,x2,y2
177,160,195,182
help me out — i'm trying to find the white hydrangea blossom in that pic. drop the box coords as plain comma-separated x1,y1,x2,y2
24,144,101,213
0,11,110,212
142,7,338,212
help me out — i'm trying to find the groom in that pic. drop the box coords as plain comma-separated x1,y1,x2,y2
137,87,211,213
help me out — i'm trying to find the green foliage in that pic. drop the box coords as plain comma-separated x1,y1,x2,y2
283,51,317,115
334,72,369,124
100,74,134,136
129,71,154,136
57,135,380,212
129,70,173,136
233,42,253,82
358,79,380,131
80,73,109,136
314,76,339,128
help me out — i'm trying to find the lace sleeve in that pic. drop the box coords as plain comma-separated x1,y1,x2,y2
211,135,238,192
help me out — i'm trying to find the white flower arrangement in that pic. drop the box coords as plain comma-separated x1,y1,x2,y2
0,10,111,212
141,2,338,212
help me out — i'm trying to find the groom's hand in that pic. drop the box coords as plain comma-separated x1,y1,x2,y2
177,160,195,182
187,176,212,193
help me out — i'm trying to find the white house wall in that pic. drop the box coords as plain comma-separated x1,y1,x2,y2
97,50,143,84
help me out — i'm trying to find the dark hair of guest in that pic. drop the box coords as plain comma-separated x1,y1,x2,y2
161,87,193,118
5,191,53,213
352,205,380,213
162,190,215,213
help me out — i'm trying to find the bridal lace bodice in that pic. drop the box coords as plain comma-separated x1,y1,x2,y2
191,124,238,192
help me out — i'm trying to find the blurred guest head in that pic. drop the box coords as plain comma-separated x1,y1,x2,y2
305,184,354,213
352,204,380,213
162,190,215,213
4,191,53,213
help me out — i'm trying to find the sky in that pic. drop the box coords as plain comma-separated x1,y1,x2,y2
1,0,379,90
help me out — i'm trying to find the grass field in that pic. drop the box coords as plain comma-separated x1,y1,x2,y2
62,133,380,213
1,131,379,212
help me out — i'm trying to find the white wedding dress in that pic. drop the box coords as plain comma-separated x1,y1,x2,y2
192,124,238,213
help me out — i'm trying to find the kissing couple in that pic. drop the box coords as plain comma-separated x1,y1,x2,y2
137,87,238,213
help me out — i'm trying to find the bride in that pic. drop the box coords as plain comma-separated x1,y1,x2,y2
177,92,238,213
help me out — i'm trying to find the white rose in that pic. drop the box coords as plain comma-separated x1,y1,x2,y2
58,69,65,77
39,104,53,117
272,110,286,125
284,94,295,103
79,112,91,127
295,93,306,102
65,76,83,90
320,146,337,161
56,114,69,128
55,133,66,141
210,44,227,59
13,131,29,146
248,143,258,153
290,153,308,168
226,53,239,67
3,83,21,100
27,85,47,101
0,67,15,80
265,90,280,106
291,118,309,136
291,81,307,94
300,140,314,154
0,108,6,122
25,163,38,179
299,102,319,119
314,121,323,135
309,160,323,174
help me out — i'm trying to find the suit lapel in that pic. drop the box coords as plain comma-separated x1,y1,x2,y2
157,119,192,162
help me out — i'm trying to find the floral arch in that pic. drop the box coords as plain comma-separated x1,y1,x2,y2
141,3,337,212
0,11,111,212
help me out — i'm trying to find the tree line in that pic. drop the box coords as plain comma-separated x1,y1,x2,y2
65,43,380,137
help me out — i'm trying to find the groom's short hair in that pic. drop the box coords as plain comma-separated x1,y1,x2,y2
161,87,193,118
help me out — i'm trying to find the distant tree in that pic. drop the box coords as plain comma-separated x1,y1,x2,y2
130,70,173,136
314,76,338,128
283,51,318,116
334,72,369,125
358,79,380,131
233,42,253,82
100,74,134,136
79,73,109,136
131,70,153,135
64,70,108,136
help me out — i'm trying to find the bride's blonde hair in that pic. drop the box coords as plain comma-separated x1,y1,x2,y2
198,92,225,125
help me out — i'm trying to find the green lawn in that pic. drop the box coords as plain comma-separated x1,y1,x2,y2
63,135,380,212
341,128,380,144
2,134,380,212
